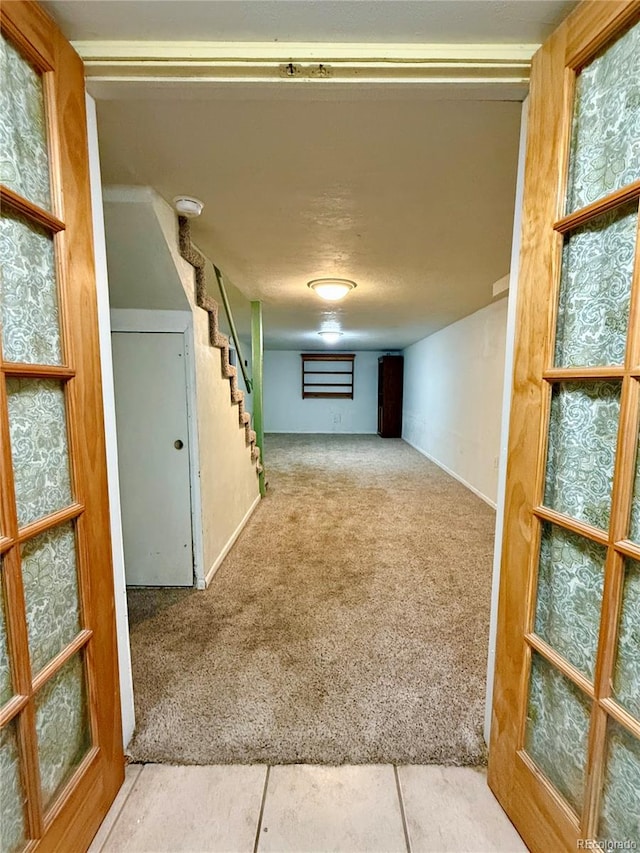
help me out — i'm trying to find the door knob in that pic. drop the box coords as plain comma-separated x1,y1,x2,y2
174,439,184,450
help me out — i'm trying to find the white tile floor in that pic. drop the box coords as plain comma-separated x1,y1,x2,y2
89,763,527,853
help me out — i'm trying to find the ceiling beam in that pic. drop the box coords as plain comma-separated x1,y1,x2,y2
74,40,536,93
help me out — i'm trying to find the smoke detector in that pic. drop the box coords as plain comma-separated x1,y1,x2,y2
173,196,204,218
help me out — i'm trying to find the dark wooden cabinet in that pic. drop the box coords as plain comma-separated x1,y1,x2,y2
377,355,404,437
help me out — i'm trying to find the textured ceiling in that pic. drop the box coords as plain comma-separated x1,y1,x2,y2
44,1,575,45
96,95,521,349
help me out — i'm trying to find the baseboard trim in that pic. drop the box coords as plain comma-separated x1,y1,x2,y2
264,430,378,435
200,493,262,589
402,437,497,509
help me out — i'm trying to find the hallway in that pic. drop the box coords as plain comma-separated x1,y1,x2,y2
126,435,495,766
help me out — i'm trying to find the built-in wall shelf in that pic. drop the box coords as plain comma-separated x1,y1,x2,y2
301,353,356,399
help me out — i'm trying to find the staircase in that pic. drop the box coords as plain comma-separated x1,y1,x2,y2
177,216,262,474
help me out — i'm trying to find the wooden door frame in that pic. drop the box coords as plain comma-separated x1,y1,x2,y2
488,2,640,851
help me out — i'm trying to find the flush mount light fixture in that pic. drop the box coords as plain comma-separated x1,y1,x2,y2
308,278,357,302
318,331,343,344
173,195,204,218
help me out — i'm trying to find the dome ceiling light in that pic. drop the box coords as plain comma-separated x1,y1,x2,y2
308,278,357,302
317,331,343,344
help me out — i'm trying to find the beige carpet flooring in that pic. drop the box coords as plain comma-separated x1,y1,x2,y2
127,434,496,765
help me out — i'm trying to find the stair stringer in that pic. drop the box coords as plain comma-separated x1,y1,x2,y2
177,216,262,473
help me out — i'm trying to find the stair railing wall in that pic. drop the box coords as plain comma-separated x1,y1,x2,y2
177,215,262,474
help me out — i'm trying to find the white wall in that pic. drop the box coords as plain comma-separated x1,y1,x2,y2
264,350,386,433
103,186,190,311
150,194,261,585
86,96,135,747
402,298,508,507
485,96,529,744
103,188,260,591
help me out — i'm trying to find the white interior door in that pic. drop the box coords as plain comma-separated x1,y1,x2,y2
112,332,193,586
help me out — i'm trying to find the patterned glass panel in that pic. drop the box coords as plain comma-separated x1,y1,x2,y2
0,210,62,365
612,559,640,721
544,382,620,530
567,21,640,212
35,653,91,809
0,562,13,706
534,524,605,680
7,378,72,527
525,653,591,813
599,720,640,843
0,720,28,853
22,523,81,675
0,33,51,210
554,202,638,367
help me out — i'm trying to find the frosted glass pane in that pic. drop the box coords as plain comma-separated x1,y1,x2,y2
0,562,13,706
525,653,591,813
554,202,637,368
534,524,604,681
0,210,62,365
7,378,72,527
0,720,28,853
35,654,91,809
599,721,640,843
612,560,640,722
22,523,81,675
544,382,620,530
0,33,51,210
567,21,640,212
